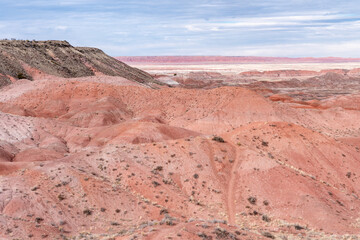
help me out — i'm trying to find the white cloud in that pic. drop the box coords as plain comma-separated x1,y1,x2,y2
55,26,68,30
12,0,97,7
218,41,360,57
185,25,204,32
185,13,351,32
58,0,96,6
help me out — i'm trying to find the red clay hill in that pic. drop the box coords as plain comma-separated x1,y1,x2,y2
0,42,360,239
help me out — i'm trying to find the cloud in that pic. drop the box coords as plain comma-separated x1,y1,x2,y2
54,26,68,31
8,0,98,7
219,41,360,57
1,0,360,56
185,13,354,32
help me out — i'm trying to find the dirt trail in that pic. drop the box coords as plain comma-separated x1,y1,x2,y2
203,138,239,225
225,142,240,225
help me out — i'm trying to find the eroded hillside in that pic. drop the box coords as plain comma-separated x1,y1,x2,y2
0,76,360,239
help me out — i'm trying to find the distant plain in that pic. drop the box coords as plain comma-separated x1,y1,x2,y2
133,62,360,75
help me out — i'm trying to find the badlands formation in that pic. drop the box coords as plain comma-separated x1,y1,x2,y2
0,42,360,239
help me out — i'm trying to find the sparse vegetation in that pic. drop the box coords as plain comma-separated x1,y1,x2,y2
35,217,44,224
212,136,225,143
83,209,92,216
213,227,238,240
262,232,275,239
17,73,26,79
262,214,271,222
58,194,66,201
152,181,161,187
248,196,257,205
294,224,305,230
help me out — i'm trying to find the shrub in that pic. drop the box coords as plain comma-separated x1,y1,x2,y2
83,209,92,216
212,136,225,143
247,196,257,205
17,73,26,79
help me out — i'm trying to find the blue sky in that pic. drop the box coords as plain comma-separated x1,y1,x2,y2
1,0,360,57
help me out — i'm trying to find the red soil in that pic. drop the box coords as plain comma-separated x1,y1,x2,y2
0,72,360,239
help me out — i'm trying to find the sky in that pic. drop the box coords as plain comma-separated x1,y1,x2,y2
1,0,360,57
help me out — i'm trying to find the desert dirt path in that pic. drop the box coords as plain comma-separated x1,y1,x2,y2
204,139,239,225
225,142,239,225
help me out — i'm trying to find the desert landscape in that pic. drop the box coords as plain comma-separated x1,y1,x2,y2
0,40,359,239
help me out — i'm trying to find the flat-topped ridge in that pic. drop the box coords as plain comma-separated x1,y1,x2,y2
0,40,161,87
0,40,72,47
